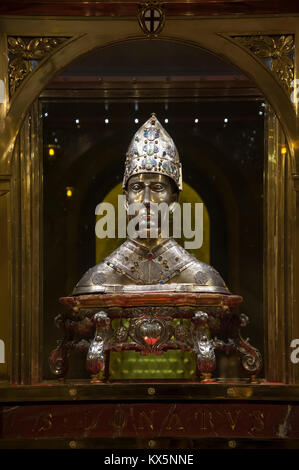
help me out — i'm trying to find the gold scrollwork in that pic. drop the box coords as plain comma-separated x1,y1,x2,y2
233,35,294,95
7,36,68,96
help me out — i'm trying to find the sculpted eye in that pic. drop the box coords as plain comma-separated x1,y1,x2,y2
130,183,143,191
152,183,165,191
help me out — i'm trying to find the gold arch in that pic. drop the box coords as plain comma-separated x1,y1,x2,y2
0,21,297,173
0,18,297,383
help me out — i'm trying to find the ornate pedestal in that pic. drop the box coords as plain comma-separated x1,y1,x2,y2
49,291,262,382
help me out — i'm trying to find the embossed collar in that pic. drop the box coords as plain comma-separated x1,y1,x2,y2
126,237,176,259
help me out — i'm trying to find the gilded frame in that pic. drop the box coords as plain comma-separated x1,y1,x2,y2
0,14,298,389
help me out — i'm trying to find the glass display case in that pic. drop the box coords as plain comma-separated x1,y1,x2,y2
0,2,298,449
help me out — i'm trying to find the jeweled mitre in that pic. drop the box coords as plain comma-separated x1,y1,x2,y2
122,114,183,191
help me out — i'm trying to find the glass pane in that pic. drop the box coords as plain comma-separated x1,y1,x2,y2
42,41,264,380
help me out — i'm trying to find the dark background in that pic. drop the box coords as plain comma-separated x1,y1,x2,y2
42,40,264,379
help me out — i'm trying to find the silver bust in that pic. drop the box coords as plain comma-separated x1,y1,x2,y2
50,114,262,383
73,114,229,296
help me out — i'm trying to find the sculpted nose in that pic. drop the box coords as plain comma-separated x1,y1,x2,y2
143,186,151,206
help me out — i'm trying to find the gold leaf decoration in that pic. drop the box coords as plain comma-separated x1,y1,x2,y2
8,36,68,96
233,35,294,95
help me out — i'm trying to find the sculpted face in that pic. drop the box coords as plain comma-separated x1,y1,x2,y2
125,173,178,239
126,173,177,205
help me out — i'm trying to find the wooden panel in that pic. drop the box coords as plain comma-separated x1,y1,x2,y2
1,402,299,441
2,383,299,403
0,1,299,17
